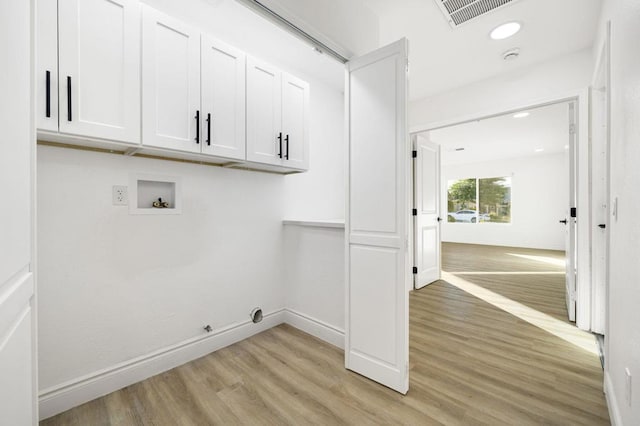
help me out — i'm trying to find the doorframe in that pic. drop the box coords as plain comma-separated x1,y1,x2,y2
590,21,611,344
409,89,592,331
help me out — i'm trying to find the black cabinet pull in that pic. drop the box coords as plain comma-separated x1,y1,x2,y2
195,110,200,144
206,113,211,146
284,134,289,160
559,219,568,225
277,132,283,158
598,224,606,229
45,71,51,118
67,76,72,121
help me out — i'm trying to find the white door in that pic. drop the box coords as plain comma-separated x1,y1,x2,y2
36,0,58,132
564,103,578,322
0,0,36,423
414,133,441,289
281,72,309,170
201,36,246,160
246,57,283,166
346,39,409,394
142,5,200,152
58,0,140,143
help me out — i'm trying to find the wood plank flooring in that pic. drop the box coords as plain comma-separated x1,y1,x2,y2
42,243,609,425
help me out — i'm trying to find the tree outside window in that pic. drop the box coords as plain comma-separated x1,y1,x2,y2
447,177,511,223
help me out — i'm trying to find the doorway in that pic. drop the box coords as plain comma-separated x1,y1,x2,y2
411,100,580,324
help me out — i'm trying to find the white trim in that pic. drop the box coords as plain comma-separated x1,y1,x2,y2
604,371,623,426
38,308,287,420
410,89,586,134
284,308,345,349
282,219,345,229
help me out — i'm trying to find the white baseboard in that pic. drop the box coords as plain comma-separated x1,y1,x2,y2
604,370,623,426
39,308,286,420
284,308,344,349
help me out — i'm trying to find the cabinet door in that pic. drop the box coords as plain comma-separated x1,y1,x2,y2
58,0,140,143
142,6,200,152
36,0,58,132
246,57,283,166
282,73,309,170
201,36,246,160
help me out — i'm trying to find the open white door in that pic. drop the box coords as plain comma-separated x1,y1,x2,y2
414,134,441,289
345,39,409,394
0,0,37,423
563,102,578,322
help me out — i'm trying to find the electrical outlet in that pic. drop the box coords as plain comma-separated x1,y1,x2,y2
112,185,128,206
626,368,632,406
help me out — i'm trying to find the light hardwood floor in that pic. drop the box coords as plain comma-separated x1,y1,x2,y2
42,243,609,425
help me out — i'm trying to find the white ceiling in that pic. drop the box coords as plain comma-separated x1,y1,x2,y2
428,102,571,166
355,0,602,100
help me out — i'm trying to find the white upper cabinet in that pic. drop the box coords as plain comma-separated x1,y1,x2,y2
282,72,310,170
141,6,200,152
201,36,246,160
247,57,309,170
246,57,283,166
37,0,59,133
57,0,140,143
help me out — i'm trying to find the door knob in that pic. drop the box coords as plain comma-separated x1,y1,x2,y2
559,219,568,225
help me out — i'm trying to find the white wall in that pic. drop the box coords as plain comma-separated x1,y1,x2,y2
596,1,640,424
410,48,593,130
283,225,345,345
441,153,568,250
37,147,287,389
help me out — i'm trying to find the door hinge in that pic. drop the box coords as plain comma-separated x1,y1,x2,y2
412,208,417,216
571,207,577,218
412,150,417,158
412,266,418,274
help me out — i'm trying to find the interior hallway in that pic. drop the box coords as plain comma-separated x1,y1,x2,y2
42,243,609,425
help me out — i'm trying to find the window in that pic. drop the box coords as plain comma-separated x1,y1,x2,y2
447,176,511,223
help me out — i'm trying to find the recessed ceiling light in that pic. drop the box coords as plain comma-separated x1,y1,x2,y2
490,22,521,40
535,148,544,153
513,112,529,119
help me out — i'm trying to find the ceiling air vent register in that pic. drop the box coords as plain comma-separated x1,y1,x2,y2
434,0,522,28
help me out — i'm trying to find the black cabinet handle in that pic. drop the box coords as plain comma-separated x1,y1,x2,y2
598,224,606,229
206,113,211,146
284,134,289,160
277,132,283,158
67,76,72,121
195,110,200,144
45,71,51,118
559,219,568,225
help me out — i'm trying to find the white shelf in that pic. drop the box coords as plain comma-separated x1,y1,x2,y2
282,219,345,229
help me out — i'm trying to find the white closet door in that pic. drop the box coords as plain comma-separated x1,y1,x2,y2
345,39,410,394
36,0,58,132
58,0,140,143
201,36,246,160
0,0,36,423
414,134,441,289
246,57,283,166
142,5,200,152
281,72,309,170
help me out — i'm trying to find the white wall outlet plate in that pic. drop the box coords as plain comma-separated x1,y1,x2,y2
112,185,128,206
